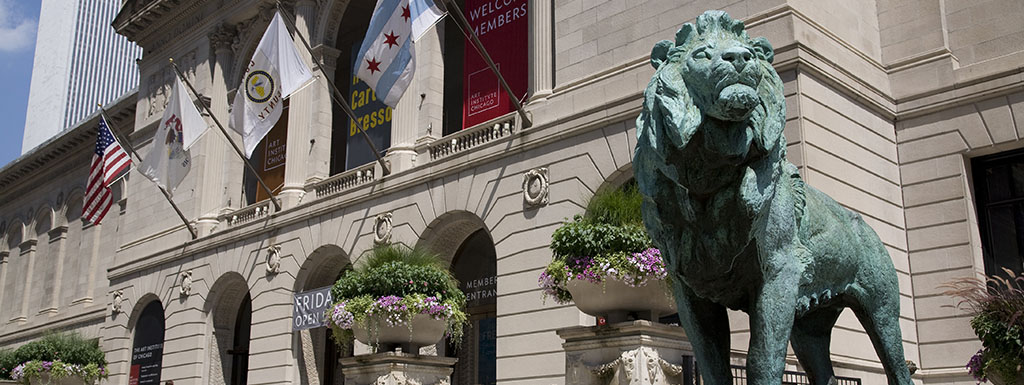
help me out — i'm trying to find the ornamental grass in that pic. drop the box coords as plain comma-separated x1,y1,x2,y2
944,268,1024,383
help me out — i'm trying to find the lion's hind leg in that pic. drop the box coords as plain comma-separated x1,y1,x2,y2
791,306,843,385
850,284,914,385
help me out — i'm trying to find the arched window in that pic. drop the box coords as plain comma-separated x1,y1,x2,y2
130,300,165,385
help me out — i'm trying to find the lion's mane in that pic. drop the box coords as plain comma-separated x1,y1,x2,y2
633,11,789,267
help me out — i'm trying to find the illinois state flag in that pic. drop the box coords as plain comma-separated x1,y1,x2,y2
356,0,444,107
230,11,313,157
140,75,205,193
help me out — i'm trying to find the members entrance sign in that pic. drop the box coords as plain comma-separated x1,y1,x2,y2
293,286,333,331
462,0,528,129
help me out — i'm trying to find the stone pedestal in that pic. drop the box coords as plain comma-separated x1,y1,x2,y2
340,351,457,385
558,320,693,385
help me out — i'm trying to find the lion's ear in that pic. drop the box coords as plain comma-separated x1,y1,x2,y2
752,37,774,63
650,40,673,69
675,23,695,47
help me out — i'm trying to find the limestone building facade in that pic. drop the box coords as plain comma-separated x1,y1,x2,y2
2,0,1024,384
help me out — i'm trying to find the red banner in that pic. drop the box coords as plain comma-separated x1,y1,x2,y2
462,0,529,129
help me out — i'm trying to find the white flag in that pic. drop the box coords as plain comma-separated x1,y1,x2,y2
140,76,205,193
355,0,444,107
230,11,314,158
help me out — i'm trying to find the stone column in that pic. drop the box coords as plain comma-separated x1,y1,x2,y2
16,239,38,322
42,225,68,314
393,27,445,172
340,352,456,385
558,320,694,385
0,251,8,316
309,45,339,185
281,0,318,208
528,0,553,103
197,25,238,235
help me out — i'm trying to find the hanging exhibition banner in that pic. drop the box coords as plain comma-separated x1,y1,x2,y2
293,286,334,331
347,42,392,170
462,0,529,129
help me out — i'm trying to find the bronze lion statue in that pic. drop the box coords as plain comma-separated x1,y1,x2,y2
633,11,913,385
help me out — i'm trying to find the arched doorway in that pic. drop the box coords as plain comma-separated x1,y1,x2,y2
129,300,165,385
206,273,251,385
229,293,252,385
294,244,352,385
447,229,497,385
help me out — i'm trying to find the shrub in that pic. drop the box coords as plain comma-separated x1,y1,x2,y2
945,269,1024,383
540,182,669,304
328,245,468,349
0,332,108,383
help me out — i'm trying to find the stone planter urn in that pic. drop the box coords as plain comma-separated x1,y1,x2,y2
988,371,1024,385
28,374,91,385
566,275,675,323
352,313,447,353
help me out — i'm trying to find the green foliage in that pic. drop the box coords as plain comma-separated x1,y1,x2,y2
972,312,1024,381
946,268,1024,381
332,245,464,305
549,216,651,259
583,181,644,226
330,244,468,349
0,332,107,381
0,349,16,380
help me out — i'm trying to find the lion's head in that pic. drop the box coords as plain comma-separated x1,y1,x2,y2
635,11,786,162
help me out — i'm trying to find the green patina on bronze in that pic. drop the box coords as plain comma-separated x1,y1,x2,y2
633,11,913,385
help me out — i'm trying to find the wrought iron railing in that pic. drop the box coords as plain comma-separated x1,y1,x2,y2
680,356,861,385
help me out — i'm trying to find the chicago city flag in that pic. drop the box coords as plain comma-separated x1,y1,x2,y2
230,11,313,157
356,0,444,107
140,76,205,193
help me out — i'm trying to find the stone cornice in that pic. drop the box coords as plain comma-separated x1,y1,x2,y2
0,92,137,192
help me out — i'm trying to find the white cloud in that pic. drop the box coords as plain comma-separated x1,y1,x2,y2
0,0,36,52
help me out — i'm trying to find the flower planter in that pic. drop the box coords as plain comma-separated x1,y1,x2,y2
28,374,91,385
352,313,447,352
566,275,675,323
988,371,1024,385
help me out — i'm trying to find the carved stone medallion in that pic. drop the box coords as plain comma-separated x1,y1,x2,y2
179,270,193,297
522,167,550,207
266,245,282,274
374,212,393,245
111,290,125,314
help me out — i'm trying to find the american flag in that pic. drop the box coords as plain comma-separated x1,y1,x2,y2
83,117,131,224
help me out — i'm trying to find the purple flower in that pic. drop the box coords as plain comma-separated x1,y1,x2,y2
330,302,355,329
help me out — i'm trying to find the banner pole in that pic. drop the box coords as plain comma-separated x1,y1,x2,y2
440,0,532,129
168,58,283,212
96,104,198,239
276,2,391,176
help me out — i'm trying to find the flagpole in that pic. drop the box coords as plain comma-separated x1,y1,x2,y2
275,2,392,176
440,0,533,129
168,58,283,212
96,104,198,240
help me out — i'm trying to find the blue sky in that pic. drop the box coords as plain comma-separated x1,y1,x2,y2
0,0,39,168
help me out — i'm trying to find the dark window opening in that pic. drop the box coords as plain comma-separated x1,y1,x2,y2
972,148,1024,280
445,229,497,385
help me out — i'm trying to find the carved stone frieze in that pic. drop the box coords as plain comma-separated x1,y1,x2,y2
522,167,549,207
209,24,237,53
145,49,198,118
